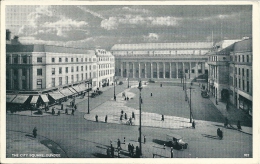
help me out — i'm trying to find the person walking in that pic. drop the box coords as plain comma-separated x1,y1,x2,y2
111,145,114,158
74,104,77,111
192,121,195,129
71,109,74,116
132,112,135,120
161,115,164,121
151,93,153,97
125,113,127,120
131,144,134,157
33,127,37,138
65,108,68,115
105,115,108,123
117,139,121,150
52,108,55,115
128,143,131,153
237,120,242,130
95,115,98,122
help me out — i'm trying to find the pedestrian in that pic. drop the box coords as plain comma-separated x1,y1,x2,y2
111,145,114,158
131,144,134,157
117,139,121,150
120,114,123,122
151,93,153,96
132,112,135,120
135,146,139,157
33,127,37,138
105,115,108,123
71,109,74,115
121,110,124,114
144,135,146,144
74,104,77,110
192,121,195,129
129,117,132,125
125,97,127,101
52,108,55,115
107,148,110,157
237,120,242,130
170,147,173,158
127,97,129,100
61,104,63,110
57,111,60,116
161,114,164,121
125,113,127,120
141,98,143,104
128,143,131,153
65,108,68,114
224,117,228,128
95,115,98,122
160,83,162,87
114,95,116,101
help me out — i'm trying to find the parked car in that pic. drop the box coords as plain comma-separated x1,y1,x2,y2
148,79,155,83
97,90,103,95
166,134,188,150
201,90,209,98
119,81,123,85
91,92,99,98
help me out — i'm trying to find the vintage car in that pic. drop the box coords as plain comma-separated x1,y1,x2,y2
201,90,209,98
166,134,188,150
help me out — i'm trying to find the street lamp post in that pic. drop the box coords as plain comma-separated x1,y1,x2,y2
189,86,194,123
87,81,90,114
114,76,116,100
137,80,143,157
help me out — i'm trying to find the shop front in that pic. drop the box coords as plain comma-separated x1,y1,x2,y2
239,95,252,116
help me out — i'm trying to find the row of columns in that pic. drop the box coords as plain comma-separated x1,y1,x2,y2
7,68,31,90
119,62,205,79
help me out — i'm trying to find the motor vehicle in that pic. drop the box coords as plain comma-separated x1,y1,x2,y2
166,134,188,150
91,92,99,98
201,90,209,98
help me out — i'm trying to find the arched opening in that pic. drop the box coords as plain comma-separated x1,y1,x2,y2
221,89,229,102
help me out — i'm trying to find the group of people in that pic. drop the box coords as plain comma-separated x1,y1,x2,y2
128,143,140,157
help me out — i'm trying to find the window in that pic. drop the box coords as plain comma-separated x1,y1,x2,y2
59,58,62,62
89,72,91,78
71,75,74,83
247,69,249,77
81,58,83,62
59,67,62,74
235,56,237,62
76,66,79,72
23,56,27,63
242,55,244,62
247,81,249,92
65,76,68,84
238,68,240,75
242,80,245,90
71,58,74,62
37,79,42,89
192,69,194,73
247,55,249,62
89,65,91,70
52,78,55,87
242,69,244,76
52,68,55,75
71,66,74,72
52,58,55,62
81,73,83,80
66,67,68,73
13,56,18,64
76,74,79,81
59,77,62,86
93,65,96,69
235,78,237,87
85,58,87,62
93,72,96,78
76,58,78,62
36,57,42,63
65,58,68,62
235,67,237,74
6,56,9,63
238,56,240,62
85,65,88,71
22,68,26,76
239,79,241,88
85,73,88,79
81,66,83,71
37,69,42,76
89,58,92,62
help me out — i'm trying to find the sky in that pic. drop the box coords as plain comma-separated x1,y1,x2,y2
6,5,252,50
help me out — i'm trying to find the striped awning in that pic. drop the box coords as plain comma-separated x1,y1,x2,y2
59,88,75,96
30,96,39,104
40,95,49,103
68,87,77,93
49,91,65,100
11,95,29,104
6,95,17,103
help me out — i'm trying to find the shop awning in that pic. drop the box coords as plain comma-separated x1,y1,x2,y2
11,95,29,104
68,87,77,93
73,85,86,92
59,88,74,96
40,95,49,103
49,91,65,100
6,95,17,103
30,96,39,104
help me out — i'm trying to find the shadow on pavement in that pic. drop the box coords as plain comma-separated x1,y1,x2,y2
96,145,108,150
92,153,108,158
40,139,67,156
25,134,35,138
201,134,220,140
152,139,166,146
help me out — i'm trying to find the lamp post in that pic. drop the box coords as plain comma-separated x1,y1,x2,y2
188,85,194,123
114,76,116,100
137,80,143,157
87,81,90,114
128,76,130,88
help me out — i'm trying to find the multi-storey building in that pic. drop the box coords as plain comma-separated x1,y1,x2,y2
207,38,252,116
111,42,213,80
6,44,99,107
95,49,115,88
